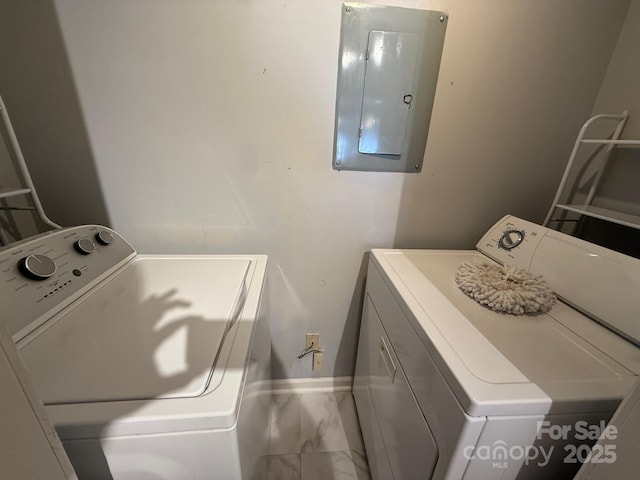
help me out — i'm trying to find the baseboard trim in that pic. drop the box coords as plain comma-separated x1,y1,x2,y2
269,376,353,394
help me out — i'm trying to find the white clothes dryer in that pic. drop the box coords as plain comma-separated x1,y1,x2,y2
0,225,270,480
354,215,640,480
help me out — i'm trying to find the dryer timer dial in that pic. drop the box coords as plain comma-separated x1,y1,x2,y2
498,229,525,251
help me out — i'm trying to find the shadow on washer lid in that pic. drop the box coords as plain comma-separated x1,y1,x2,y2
18,256,250,405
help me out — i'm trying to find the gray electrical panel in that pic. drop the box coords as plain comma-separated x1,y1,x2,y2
333,3,448,173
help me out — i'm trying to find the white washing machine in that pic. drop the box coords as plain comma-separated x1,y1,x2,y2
354,215,640,480
0,225,270,479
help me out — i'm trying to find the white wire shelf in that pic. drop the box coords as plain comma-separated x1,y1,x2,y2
554,204,640,230
544,110,640,230
0,94,60,241
0,188,32,200
581,138,640,148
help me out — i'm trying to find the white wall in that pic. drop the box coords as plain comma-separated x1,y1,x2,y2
588,0,640,214
592,0,640,136
0,2,110,229
1,0,629,378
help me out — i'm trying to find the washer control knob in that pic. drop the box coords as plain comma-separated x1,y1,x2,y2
74,238,96,255
18,254,57,281
95,230,114,245
498,229,525,250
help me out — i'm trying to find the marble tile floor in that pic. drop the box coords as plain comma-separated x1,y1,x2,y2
266,391,371,480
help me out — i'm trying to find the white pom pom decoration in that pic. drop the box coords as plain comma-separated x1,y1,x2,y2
454,262,556,315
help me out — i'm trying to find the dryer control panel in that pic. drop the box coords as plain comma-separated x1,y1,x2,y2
476,215,640,346
476,215,547,269
0,226,135,341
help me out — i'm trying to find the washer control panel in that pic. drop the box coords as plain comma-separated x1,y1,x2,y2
476,215,547,269
0,225,135,340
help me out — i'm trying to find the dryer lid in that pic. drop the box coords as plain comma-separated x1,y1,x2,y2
381,250,633,385
18,256,251,405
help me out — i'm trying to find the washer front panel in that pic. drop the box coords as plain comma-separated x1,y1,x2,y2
0,226,135,340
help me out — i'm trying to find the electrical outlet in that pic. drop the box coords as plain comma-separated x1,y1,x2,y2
306,333,320,350
313,351,324,371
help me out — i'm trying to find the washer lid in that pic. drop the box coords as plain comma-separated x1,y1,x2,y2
18,256,251,405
